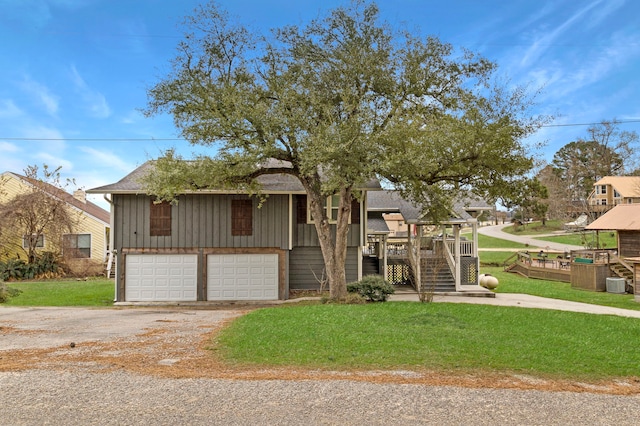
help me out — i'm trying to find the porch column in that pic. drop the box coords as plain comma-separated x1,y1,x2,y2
382,235,388,280
468,217,480,284
454,224,461,291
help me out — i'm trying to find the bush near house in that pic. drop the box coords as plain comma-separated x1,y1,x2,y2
347,275,395,302
0,252,63,281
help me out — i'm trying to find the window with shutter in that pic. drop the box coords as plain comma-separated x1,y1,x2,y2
232,199,253,236
150,200,172,236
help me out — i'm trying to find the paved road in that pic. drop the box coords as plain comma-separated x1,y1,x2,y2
478,223,584,252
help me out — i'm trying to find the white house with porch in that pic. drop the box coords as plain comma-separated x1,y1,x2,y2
366,190,494,296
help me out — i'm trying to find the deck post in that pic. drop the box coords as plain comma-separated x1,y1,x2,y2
454,224,461,291
468,217,479,284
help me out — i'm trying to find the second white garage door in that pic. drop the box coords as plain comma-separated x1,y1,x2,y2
207,254,278,300
125,254,198,302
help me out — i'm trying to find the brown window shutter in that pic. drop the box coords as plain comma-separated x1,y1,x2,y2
232,199,253,236
351,197,361,224
297,194,308,224
150,200,172,236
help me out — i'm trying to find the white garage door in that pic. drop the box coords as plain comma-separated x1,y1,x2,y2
125,254,198,302
207,254,278,301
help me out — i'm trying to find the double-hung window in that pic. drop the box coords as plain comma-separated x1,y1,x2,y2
63,234,91,258
299,194,360,224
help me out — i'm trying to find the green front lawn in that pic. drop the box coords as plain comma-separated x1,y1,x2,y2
2,279,114,306
537,231,617,249
476,234,528,249
501,220,564,235
214,302,640,380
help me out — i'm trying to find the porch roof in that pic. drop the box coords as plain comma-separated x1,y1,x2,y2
367,190,493,224
585,204,640,231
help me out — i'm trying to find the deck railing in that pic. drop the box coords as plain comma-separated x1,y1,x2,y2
365,237,475,259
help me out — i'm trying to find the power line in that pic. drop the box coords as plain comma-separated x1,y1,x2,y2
541,119,640,128
1,120,639,142
0,137,185,142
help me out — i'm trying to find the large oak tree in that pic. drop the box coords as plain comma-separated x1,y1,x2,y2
143,1,546,299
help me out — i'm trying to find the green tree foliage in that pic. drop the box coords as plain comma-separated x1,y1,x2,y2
143,1,547,299
551,120,639,203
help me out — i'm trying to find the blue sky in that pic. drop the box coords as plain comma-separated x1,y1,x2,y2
1,0,639,209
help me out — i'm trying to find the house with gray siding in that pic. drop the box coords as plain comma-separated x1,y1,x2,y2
88,161,380,303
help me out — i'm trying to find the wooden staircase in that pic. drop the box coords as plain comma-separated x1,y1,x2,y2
609,261,634,291
362,256,379,276
420,256,456,292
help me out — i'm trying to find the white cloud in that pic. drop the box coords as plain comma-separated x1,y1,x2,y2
20,75,59,116
520,0,604,67
35,152,73,171
79,146,136,174
70,65,112,119
0,99,24,118
0,141,20,153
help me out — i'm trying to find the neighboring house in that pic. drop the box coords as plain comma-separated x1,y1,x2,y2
87,161,380,303
0,172,110,272
588,176,640,216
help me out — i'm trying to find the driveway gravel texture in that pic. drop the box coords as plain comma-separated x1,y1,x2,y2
2,306,640,425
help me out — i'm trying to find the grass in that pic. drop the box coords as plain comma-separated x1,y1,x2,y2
501,220,564,235
476,233,528,249
537,232,617,249
2,278,114,306
479,251,518,266
482,266,640,311
214,302,640,380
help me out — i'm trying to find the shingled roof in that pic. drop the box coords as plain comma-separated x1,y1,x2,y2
367,190,493,223
5,172,110,224
88,160,381,194
585,204,640,231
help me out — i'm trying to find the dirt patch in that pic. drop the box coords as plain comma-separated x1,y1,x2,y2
1,306,639,395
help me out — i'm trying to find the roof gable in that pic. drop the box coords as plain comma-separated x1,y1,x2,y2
367,190,493,223
594,176,640,198
88,161,381,195
2,172,110,225
585,204,640,231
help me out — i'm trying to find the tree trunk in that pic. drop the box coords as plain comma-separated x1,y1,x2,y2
306,184,352,300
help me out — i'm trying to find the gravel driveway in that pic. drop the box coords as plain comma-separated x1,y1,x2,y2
2,306,640,425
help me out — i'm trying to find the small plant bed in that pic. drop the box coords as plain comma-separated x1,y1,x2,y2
1,278,114,306
214,302,640,381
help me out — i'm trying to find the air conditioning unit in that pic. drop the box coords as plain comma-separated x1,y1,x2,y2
606,277,626,294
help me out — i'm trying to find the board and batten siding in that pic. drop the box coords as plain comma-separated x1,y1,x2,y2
289,246,359,290
113,194,290,250
292,194,361,247
619,231,640,258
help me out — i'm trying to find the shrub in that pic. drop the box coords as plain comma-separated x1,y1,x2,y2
0,252,63,281
347,275,395,302
0,281,22,303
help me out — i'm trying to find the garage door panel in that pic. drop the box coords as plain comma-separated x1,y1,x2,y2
126,254,198,302
207,254,278,301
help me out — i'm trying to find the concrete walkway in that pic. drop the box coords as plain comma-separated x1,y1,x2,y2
477,223,584,252
389,291,640,319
